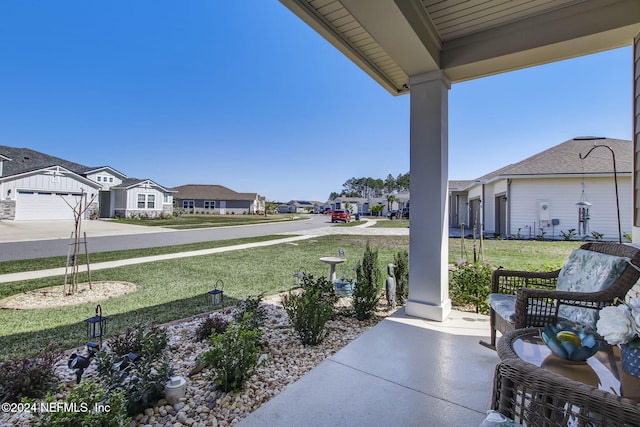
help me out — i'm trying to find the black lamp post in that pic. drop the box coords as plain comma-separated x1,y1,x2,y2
208,279,224,307
84,304,108,349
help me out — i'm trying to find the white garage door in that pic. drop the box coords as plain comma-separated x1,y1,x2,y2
15,191,82,220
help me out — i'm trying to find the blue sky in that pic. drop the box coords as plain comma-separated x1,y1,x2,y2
0,1,632,202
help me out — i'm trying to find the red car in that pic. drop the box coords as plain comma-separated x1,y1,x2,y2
331,209,351,223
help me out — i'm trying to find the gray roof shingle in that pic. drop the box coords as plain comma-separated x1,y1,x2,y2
0,146,91,177
173,184,259,201
479,137,631,181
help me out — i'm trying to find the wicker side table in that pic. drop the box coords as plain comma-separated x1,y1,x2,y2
493,328,640,426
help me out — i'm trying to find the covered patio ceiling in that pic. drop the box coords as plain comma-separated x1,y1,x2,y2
279,0,640,94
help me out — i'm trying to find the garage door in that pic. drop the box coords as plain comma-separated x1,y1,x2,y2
15,191,82,220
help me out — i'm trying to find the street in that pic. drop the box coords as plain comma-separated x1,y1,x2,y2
0,215,331,261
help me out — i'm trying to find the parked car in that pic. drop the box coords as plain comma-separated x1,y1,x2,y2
388,208,409,220
323,209,334,215
331,209,350,223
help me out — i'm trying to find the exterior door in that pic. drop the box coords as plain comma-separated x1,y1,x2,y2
469,198,481,237
495,195,507,237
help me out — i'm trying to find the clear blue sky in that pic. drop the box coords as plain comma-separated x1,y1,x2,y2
0,1,632,202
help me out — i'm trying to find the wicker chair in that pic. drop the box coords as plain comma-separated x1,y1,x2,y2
492,358,640,426
480,242,640,350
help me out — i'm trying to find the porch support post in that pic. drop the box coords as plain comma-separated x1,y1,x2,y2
405,70,451,321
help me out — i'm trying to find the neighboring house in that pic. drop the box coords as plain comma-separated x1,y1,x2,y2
328,193,410,215
280,200,323,214
0,146,174,220
110,178,175,219
450,137,632,241
173,184,265,215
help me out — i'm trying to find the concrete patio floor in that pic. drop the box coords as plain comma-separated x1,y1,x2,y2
238,308,499,427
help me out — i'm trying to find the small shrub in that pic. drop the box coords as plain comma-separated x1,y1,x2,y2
203,316,263,392
234,293,266,329
0,344,63,404
32,379,130,427
353,242,382,320
449,260,493,314
107,323,167,359
195,315,230,341
591,231,604,241
624,232,633,242
559,229,577,241
97,324,172,416
283,275,335,345
393,250,409,306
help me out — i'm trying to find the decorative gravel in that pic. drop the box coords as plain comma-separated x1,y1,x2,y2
0,295,389,427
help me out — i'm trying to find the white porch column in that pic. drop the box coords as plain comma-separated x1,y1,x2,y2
405,70,451,321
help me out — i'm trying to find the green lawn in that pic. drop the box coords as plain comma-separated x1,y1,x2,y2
0,235,293,275
0,235,581,358
370,219,409,228
112,213,308,229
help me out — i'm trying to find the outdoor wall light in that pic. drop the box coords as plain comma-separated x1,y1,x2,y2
84,304,108,349
207,279,224,307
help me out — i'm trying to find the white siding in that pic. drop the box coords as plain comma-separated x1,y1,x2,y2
634,34,640,242
509,177,632,240
6,172,97,196
86,171,123,190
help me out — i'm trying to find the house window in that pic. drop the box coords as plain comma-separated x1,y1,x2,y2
164,194,169,203
204,200,215,209
109,177,113,183
97,176,102,182
147,194,155,209
138,194,145,208
182,200,194,209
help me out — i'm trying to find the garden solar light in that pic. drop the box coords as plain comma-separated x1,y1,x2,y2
67,342,99,383
84,304,108,349
114,352,138,372
208,279,224,307
293,267,306,287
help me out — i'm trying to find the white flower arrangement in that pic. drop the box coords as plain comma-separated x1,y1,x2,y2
596,298,640,346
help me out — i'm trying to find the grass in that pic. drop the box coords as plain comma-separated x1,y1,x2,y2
333,220,366,227
112,213,307,229
449,238,582,270
0,235,582,358
0,235,408,358
0,235,293,274
370,219,409,228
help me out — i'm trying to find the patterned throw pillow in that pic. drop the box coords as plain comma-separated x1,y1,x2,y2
557,249,630,329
